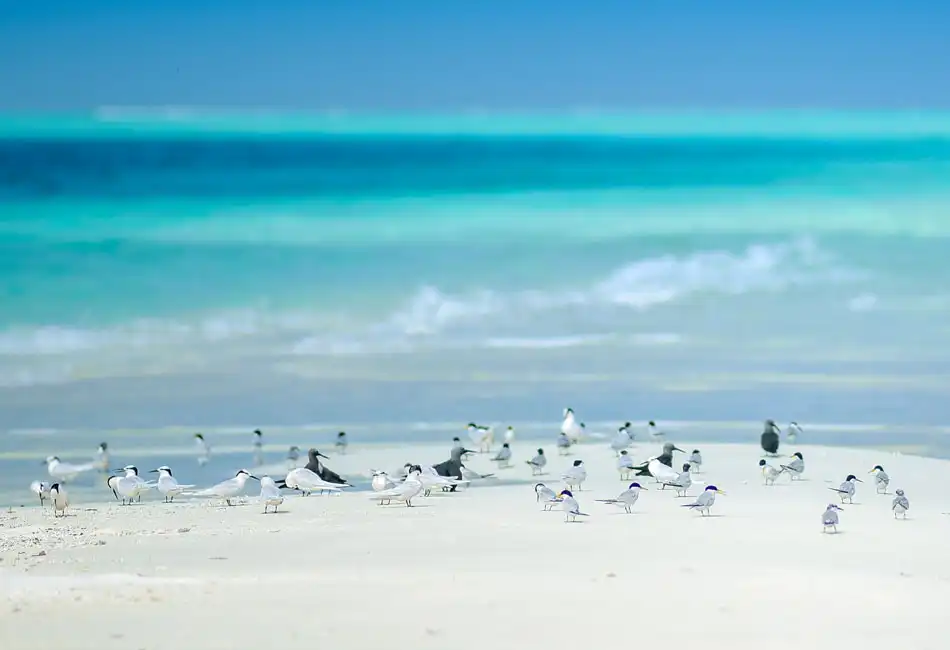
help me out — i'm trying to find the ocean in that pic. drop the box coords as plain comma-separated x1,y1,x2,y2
1,112,950,503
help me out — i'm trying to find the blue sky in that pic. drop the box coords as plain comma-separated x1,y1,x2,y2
0,0,948,111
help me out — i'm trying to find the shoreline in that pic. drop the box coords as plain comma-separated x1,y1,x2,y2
2,440,949,649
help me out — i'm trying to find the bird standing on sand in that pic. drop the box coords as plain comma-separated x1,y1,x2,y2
661,462,693,497
562,460,587,491
535,483,558,510
556,432,572,456
253,429,264,466
787,422,802,444
467,423,495,453
561,408,586,443
335,431,348,454
780,452,805,480
305,449,348,485
504,426,516,444
492,443,513,468
634,442,684,481
30,480,50,507
195,469,259,506
259,476,284,513
617,450,635,480
869,465,890,493
829,474,862,504
287,446,301,470
688,449,703,473
95,442,110,473
194,433,211,467
556,489,588,522
597,482,647,513
759,459,785,486
610,422,634,455
371,470,399,493
892,489,909,519
369,466,423,506
761,419,781,455
682,485,725,516
526,448,547,475
49,483,68,517
149,466,194,503
822,503,843,533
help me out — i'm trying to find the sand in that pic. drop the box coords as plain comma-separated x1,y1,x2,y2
1,441,949,649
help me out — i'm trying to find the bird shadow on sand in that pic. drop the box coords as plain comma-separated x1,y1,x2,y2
261,510,291,515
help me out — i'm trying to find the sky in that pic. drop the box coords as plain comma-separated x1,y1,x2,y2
0,0,948,111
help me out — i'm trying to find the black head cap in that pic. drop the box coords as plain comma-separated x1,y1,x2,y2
537,448,544,455
683,463,691,471
99,442,108,450
649,420,656,426
338,431,346,437
254,429,262,435
758,459,767,466
572,460,583,466
794,452,803,459
845,474,857,481
873,464,884,471
692,449,700,454
502,443,509,448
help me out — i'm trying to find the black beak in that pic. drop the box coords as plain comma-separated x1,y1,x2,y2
673,446,684,452
249,475,261,481
148,469,158,473
317,452,329,459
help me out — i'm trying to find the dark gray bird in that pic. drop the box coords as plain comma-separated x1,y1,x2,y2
432,445,478,491
761,419,781,455
304,448,347,485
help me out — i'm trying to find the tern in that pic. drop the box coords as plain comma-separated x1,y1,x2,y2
107,474,142,506
194,433,211,467
561,460,587,491
597,482,647,513
148,466,194,503
688,449,703,473
617,450,635,480
759,459,785,486
682,485,725,516
44,456,96,483
787,421,802,444
761,419,781,455
492,443,513,469
661,463,693,496
417,465,464,495
647,420,664,441
334,431,349,454
287,445,301,470
504,426,516,444
280,467,349,496
610,422,634,455
556,432,572,456
49,483,68,517
194,469,259,506
561,408,586,443
869,465,890,494
467,423,495,453
556,489,588,522
112,465,150,503
891,489,909,519
822,503,843,533
526,448,547,475
372,470,399,492
535,483,559,510
259,476,285,513
829,474,862,504
780,452,805,480
30,480,51,507
252,429,263,466
94,442,110,473
370,465,423,506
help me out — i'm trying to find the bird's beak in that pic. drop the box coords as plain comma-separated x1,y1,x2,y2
854,478,863,483
148,469,159,473
716,489,727,495
673,446,684,452
317,452,329,459
39,460,46,465
640,487,649,491
249,475,261,481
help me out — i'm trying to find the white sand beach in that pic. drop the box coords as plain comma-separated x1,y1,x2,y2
2,441,949,650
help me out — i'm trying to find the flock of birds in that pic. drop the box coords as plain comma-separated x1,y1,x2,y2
25,411,912,533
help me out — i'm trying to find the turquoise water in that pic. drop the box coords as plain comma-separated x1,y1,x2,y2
1,113,949,432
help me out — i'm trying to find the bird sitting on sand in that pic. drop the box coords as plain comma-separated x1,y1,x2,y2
633,442,684,481
661,462,693,497
556,432,572,456
304,449,348,485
